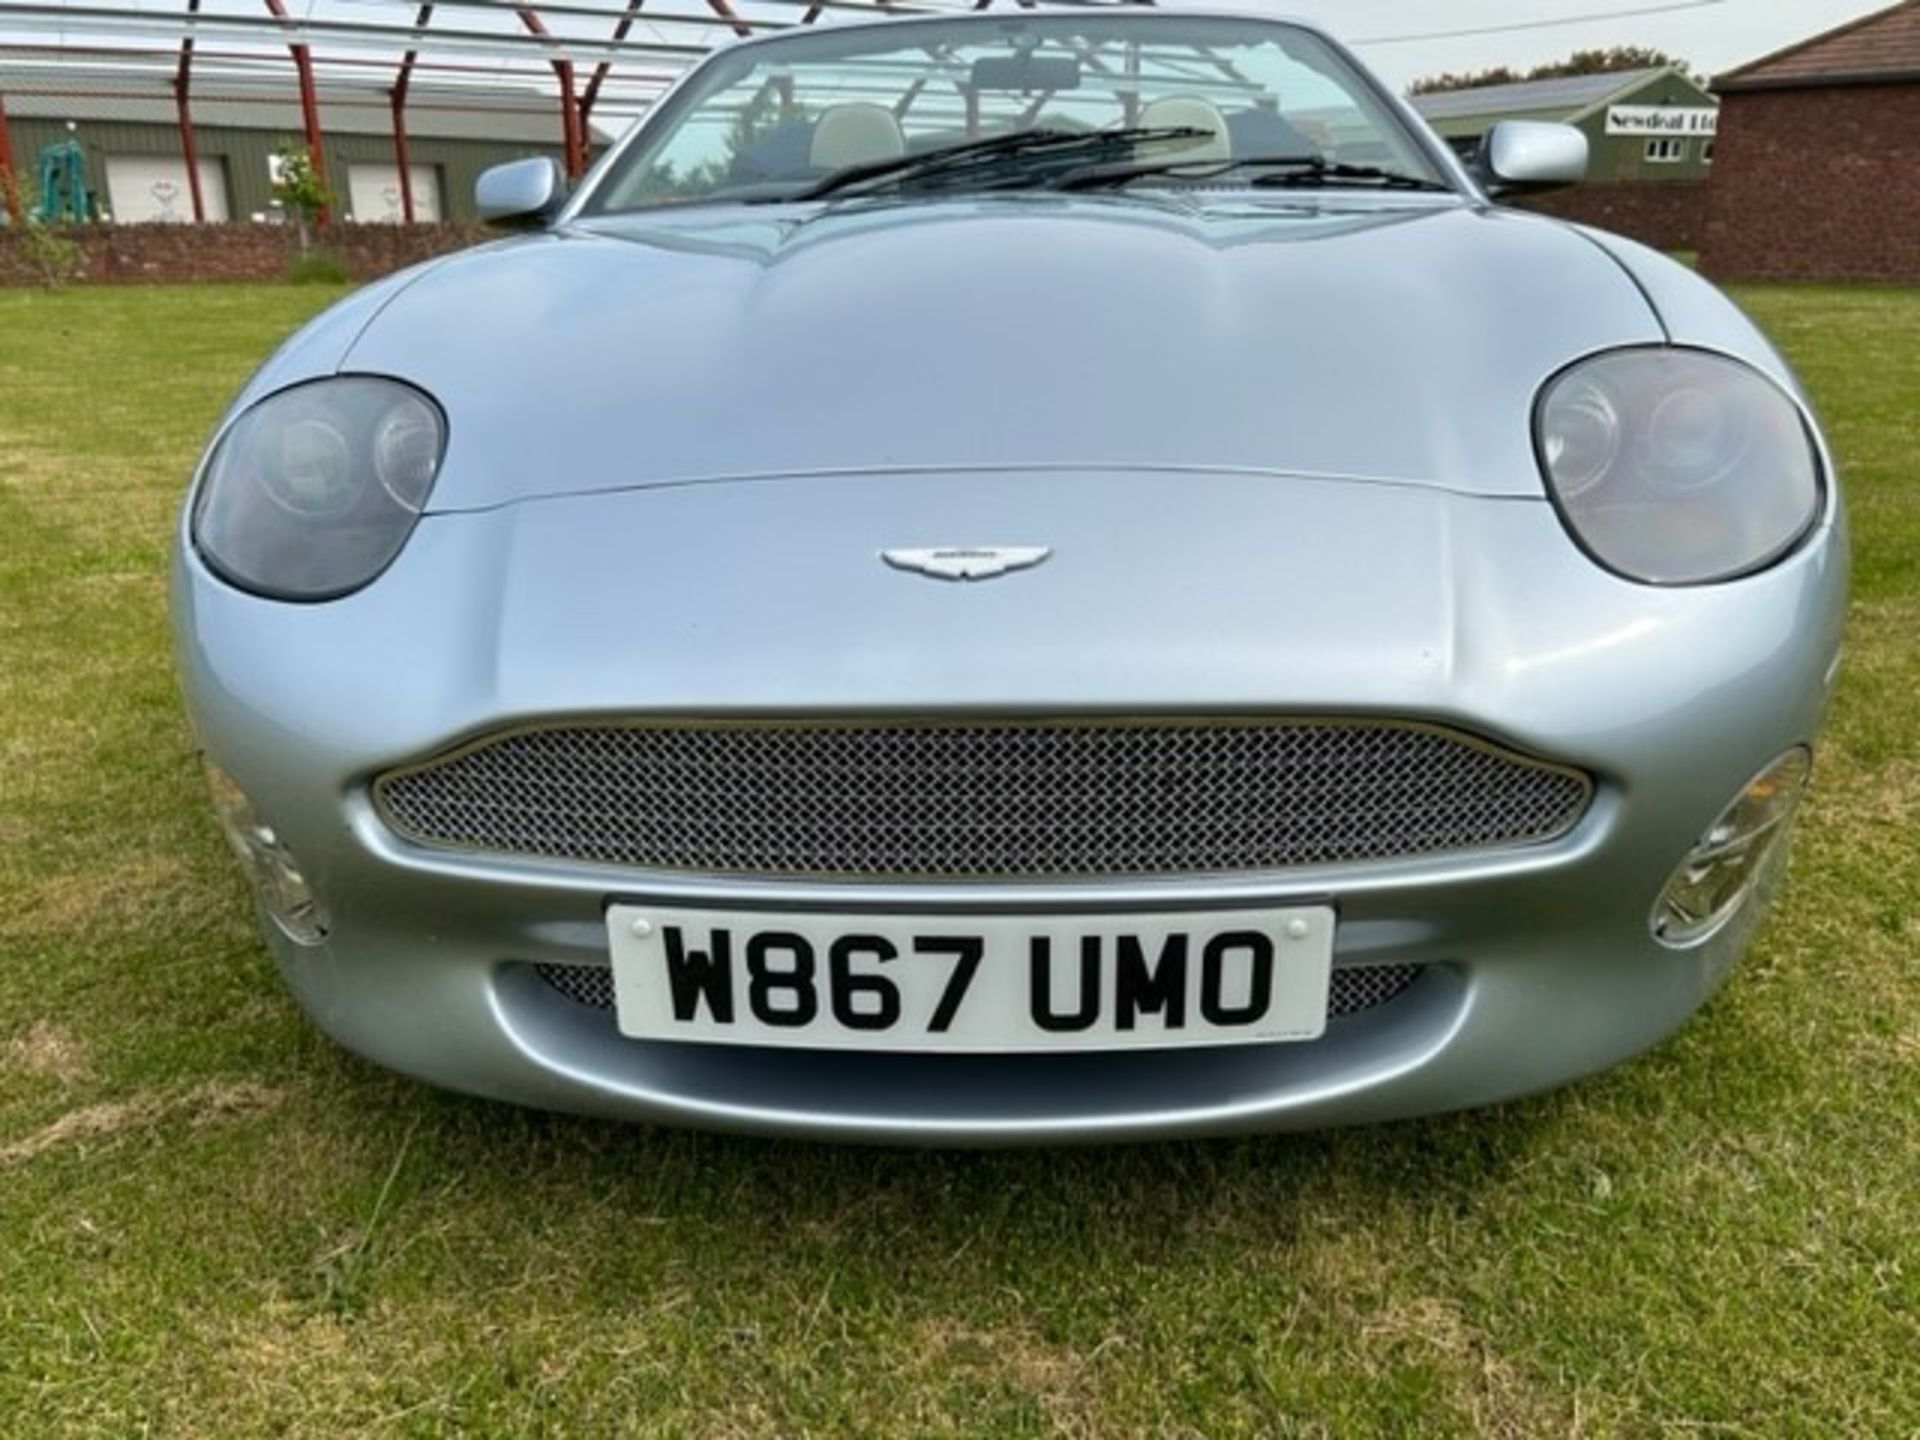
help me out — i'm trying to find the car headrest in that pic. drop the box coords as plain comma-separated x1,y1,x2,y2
1137,96,1231,164
810,104,907,171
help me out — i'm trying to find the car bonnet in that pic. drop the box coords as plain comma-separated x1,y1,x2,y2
337,197,1666,511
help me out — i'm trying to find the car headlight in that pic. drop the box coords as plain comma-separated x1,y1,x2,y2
1535,349,1822,584
191,377,447,600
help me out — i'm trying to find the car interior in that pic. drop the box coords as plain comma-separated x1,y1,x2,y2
731,96,1327,185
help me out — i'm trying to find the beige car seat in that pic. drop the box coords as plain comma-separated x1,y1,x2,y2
810,103,908,170
1137,96,1231,163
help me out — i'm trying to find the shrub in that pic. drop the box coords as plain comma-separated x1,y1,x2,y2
18,224,88,289
3,168,88,289
286,249,351,285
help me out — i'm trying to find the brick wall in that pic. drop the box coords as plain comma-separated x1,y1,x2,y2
1513,180,1709,253
0,221,489,286
1701,85,1920,282
19,148,1900,288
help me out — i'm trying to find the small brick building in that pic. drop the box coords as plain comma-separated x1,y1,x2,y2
1702,0,1920,282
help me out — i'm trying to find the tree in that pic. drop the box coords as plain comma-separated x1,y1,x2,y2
1411,47,1697,95
271,142,331,253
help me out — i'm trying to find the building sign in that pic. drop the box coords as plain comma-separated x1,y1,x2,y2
1606,105,1718,137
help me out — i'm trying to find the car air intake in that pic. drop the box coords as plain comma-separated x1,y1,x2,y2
532,961,1431,1023
374,718,1590,880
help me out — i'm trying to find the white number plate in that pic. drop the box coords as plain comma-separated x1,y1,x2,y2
605,904,1335,1053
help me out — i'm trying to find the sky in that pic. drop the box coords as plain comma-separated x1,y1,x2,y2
1257,0,1892,90
0,0,1894,113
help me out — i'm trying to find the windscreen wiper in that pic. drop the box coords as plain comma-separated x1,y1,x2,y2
1055,154,1452,193
1249,158,1454,192
788,125,1213,201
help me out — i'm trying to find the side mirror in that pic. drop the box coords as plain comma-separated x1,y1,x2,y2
475,157,566,227
1475,120,1588,193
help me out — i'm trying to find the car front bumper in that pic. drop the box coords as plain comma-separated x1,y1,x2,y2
172,469,1847,1142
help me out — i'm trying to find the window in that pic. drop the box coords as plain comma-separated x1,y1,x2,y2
346,163,441,223
1644,137,1687,164
103,154,230,222
584,13,1451,213
1702,139,1716,165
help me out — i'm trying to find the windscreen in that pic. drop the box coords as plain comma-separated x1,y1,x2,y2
584,14,1448,211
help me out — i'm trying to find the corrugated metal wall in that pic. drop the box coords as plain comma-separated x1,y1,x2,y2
5,115,579,222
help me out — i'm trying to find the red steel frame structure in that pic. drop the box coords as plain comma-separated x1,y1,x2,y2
0,86,19,226
578,0,650,133
174,0,206,220
391,4,435,223
10,0,1152,230
157,0,798,220
515,5,588,178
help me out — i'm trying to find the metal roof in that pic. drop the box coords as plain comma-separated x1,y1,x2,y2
1717,0,1920,90
1410,67,1667,122
0,62,617,144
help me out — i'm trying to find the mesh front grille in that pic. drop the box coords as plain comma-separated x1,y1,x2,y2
376,719,1589,880
533,960,1427,1023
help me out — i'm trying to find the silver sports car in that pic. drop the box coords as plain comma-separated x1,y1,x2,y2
172,9,1847,1143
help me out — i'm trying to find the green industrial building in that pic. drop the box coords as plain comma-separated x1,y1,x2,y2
0,64,617,225
1412,66,1719,182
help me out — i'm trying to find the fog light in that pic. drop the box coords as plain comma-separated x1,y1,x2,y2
203,762,329,944
1653,748,1811,947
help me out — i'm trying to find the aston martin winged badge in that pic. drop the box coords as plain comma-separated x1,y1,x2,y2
881,546,1052,582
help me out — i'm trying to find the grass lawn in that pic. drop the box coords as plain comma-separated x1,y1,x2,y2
2,281,1916,1438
